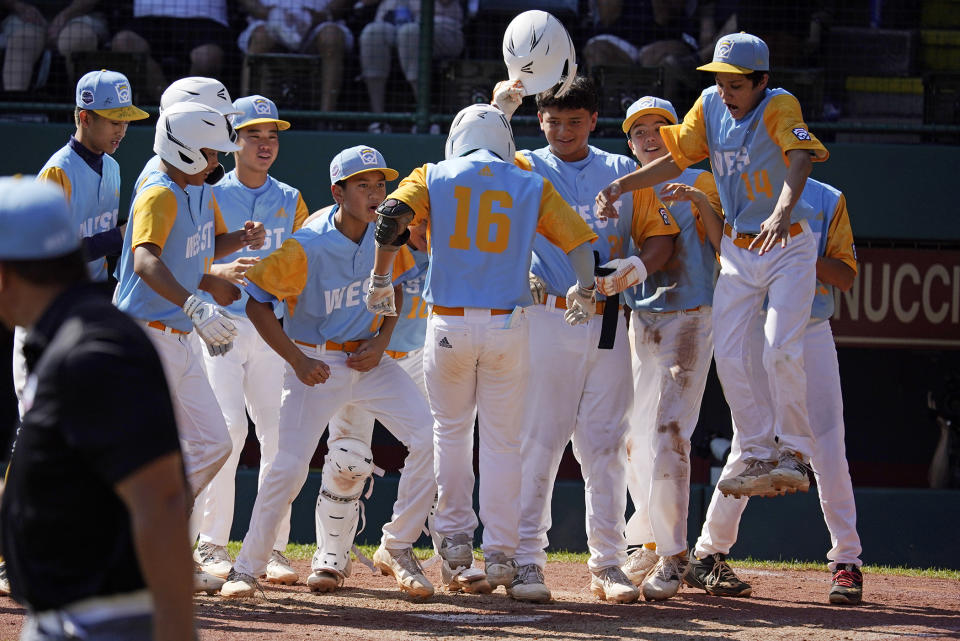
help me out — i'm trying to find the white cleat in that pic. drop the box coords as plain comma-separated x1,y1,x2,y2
264,550,299,585
373,545,434,599
622,547,659,586
220,569,257,598
642,554,685,601
507,564,552,603
770,450,811,494
307,570,343,593
194,563,225,595
484,552,518,590
194,542,232,580
590,566,640,603
439,533,491,594
717,458,777,498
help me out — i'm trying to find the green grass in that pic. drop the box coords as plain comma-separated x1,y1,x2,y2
226,543,959,580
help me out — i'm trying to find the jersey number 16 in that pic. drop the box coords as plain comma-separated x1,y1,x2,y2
449,186,511,253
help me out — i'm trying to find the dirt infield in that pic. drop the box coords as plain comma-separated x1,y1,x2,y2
0,559,957,640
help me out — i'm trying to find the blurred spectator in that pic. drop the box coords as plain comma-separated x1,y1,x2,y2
359,0,464,133
238,0,354,112
582,0,699,70
1,0,108,92
732,0,830,68
110,0,231,101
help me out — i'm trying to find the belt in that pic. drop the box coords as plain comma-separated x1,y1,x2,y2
723,221,805,250
295,339,364,352
543,295,606,315
385,350,409,359
651,305,703,315
431,305,512,316
145,320,190,335
34,589,153,629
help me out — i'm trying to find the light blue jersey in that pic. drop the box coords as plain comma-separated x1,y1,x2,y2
247,206,379,345
38,145,120,281
114,171,219,331
390,249,430,353
209,170,304,315
798,179,843,320
134,155,162,195
521,146,636,298
625,168,718,312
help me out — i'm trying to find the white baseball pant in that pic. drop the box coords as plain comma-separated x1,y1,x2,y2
232,345,434,577
712,220,817,461
625,307,713,557
695,315,862,570
516,300,631,571
196,316,290,550
425,308,529,558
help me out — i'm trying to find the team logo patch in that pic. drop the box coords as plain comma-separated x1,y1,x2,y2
331,164,341,178
80,89,94,105
253,98,272,115
359,148,379,166
638,97,654,108
114,82,131,104
717,39,734,59
792,127,811,141
659,207,671,225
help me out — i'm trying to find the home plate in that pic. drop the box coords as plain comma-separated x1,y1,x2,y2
411,613,549,624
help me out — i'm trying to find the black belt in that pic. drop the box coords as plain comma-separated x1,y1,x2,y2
594,250,619,350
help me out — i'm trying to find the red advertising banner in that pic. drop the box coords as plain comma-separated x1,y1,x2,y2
831,248,960,348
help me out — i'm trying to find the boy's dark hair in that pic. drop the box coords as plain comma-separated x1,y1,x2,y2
746,70,770,88
74,107,98,127
3,249,89,287
535,76,599,114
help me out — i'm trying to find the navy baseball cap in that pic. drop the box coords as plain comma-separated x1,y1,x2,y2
75,69,149,121
698,33,770,74
231,95,291,131
0,177,79,260
329,146,399,185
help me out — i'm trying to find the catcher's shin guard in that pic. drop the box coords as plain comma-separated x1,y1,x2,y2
312,438,374,578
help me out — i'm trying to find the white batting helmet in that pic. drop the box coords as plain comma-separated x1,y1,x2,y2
445,104,515,162
160,77,243,116
154,102,241,175
503,10,577,98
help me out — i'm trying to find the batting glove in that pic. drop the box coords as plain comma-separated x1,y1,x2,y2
595,255,648,296
564,283,596,326
492,80,524,121
183,294,238,355
529,272,547,306
365,272,396,316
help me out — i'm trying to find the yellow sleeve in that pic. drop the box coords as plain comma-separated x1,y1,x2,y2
245,238,309,301
36,166,72,201
535,178,598,251
292,192,310,232
763,94,829,164
660,96,710,171
513,151,533,171
632,187,679,245
211,193,228,235
386,165,431,226
823,194,857,274
131,185,178,251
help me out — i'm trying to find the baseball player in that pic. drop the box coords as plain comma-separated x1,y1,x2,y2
220,146,437,601
596,33,829,499
113,102,266,593
490,77,676,604
193,95,309,586
685,178,863,605
366,104,599,595
608,97,723,601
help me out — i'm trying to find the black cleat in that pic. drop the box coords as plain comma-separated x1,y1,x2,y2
682,552,752,597
829,564,863,605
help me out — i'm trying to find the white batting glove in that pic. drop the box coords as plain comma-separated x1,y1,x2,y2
564,283,596,326
183,294,238,355
365,272,396,316
529,272,547,305
205,340,234,358
596,256,648,296
492,79,524,121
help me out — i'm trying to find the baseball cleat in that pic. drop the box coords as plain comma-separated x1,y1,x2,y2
194,542,232,579
829,564,863,605
642,553,686,601
769,450,811,493
307,570,343,592
373,545,434,599
622,547,659,586
717,458,776,498
264,549,298,585
194,564,226,595
590,566,640,603
220,569,257,598
439,533,492,594
484,552,518,590
508,564,552,602
682,552,752,597
0,562,10,596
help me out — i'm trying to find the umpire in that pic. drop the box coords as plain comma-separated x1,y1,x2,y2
0,178,194,641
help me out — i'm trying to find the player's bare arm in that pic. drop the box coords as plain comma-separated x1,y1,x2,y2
659,182,724,251
347,286,403,372
595,155,682,220
133,243,194,307
198,273,242,307
749,150,813,254
246,296,330,385
209,256,259,285
115,452,194,641
213,220,266,259
816,257,856,292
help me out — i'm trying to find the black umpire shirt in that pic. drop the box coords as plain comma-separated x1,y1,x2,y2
0,283,181,611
